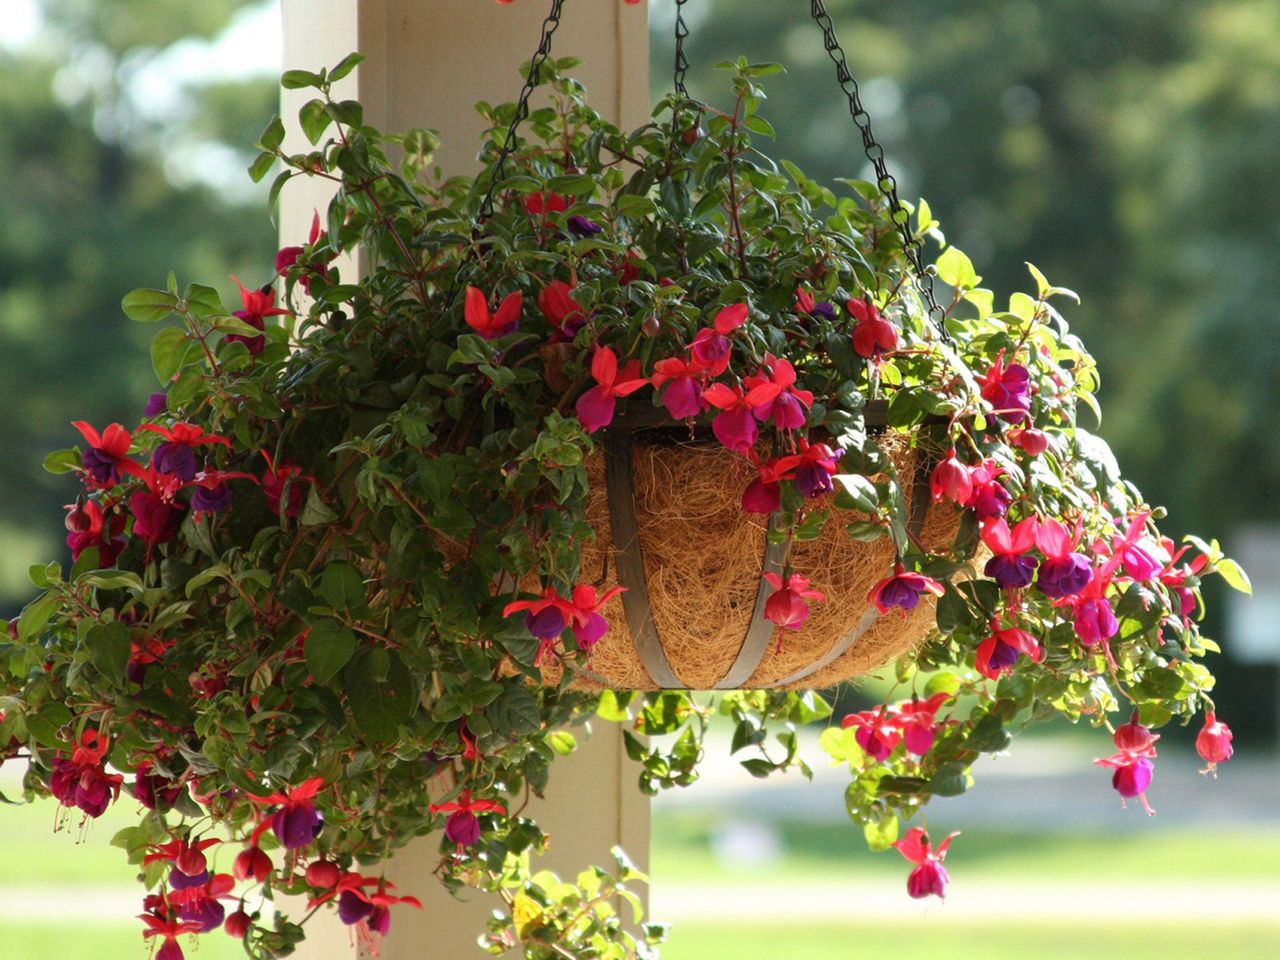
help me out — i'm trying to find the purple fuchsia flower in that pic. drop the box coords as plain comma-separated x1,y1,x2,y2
567,214,603,236
847,298,900,360
72,421,144,488
868,565,945,617
963,460,1011,519
841,707,901,761
537,280,587,342
1095,713,1159,815
702,382,759,452
930,448,973,505
247,777,326,850
980,349,1032,423
464,285,522,340
144,392,168,417
138,422,232,483
1195,711,1233,776
744,355,813,430
503,584,624,662
774,439,842,499
229,275,291,355
894,827,960,900
981,515,1040,589
974,623,1044,679
429,790,507,848
794,287,836,321
650,355,710,420
690,303,748,375
51,730,124,818
574,345,649,433
762,572,826,634
562,584,625,653
1036,517,1094,598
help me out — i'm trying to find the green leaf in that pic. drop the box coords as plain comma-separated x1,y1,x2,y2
122,288,179,323
280,70,322,91
328,52,364,83
300,487,338,526
17,591,60,642
150,326,193,384
935,246,980,290
344,648,415,742
42,448,81,474
89,621,132,686
928,761,970,797
247,150,276,183
1215,558,1252,595
304,620,359,684
487,684,541,737
835,474,879,512
257,115,286,150
863,812,899,852
615,194,656,219
320,563,365,611
299,98,331,146
79,570,145,593
184,283,225,317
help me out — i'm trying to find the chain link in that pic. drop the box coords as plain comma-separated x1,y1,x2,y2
673,0,691,98
478,0,568,223
807,0,950,341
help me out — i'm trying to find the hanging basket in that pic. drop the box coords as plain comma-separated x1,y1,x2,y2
556,403,970,691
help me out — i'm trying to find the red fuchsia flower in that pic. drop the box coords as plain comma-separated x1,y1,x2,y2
131,759,185,810
930,448,973,505
138,422,232,483
502,584,623,661
574,345,648,433
744,355,814,430
139,905,203,960
311,873,421,948
651,355,710,420
233,845,273,884
869,565,945,617
72,421,143,488
229,275,291,355
980,349,1032,424
522,191,568,221
794,287,836,321
1195,711,1233,776
49,730,124,818
144,836,222,883
841,707,902,761
224,908,252,939
261,450,309,519
975,622,1044,679
774,439,843,499
1095,712,1159,815
742,454,789,514
248,777,326,849
896,692,953,756
65,497,127,565
981,515,1040,589
306,859,342,889
762,572,826,632
429,789,508,848
847,297,899,359
1008,426,1049,455
187,468,256,516
963,459,1011,519
1036,517,1094,598
276,210,332,293
690,303,748,374
537,280,587,342
702,382,758,452
170,873,236,932
894,827,960,900
129,487,186,559
464,285,522,340
563,584,625,653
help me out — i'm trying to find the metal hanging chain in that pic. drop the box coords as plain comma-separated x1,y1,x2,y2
478,0,568,223
673,0,691,98
808,0,950,342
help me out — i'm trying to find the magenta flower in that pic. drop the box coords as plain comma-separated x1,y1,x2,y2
503,583,624,661
129,488,185,556
868,565,944,616
1094,713,1159,815
980,350,1031,423
741,455,787,514
702,382,758,452
1195,711,1233,776
980,516,1039,589
744,355,813,429
651,356,709,420
144,392,168,417
775,439,842,499
232,845,273,884
847,298,899,359
574,346,648,433
139,908,203,960
689,303,748,374
930,448,973,505
261,450,309,519
794,287,836,321
974,624,1044,679
896,692,952,756
963,460,1011,519
762,572,826,632
1009,426,1049,455
894,827,960,899
429,790,507,848
464,285,522,340
65,498,127,566
1036,518,1094,598
841,707,901,761
276,210,331,293
229,275,291,355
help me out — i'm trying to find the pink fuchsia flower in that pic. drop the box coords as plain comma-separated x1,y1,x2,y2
1094,712,1159,814
894,827,960,900
775,439,842,499
651,355,710,420
138,422,232,482
503,584,623,661
702,382,758,452
1195,711,1233,776
464,285,522,340
574,345,648,433
868,565,945,617
974,623,1044,679
229,275,291,355
896,692,953,756
563,584,625,653
744,355,814,430
762,572,826,632
50,730,124,818
1073,595,1118,648
537,280,587,342
690,303,748,374
841,707,901,761
429,790,507,847
741,453,789,514
979,349,1031,423
248,777,326,849
1036,517,1094,598
930,448,973,505
981,516,1040,589
72,421,144,488
963,460,1011,519
847,298,899,359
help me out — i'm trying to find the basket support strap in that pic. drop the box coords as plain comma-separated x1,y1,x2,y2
714,517,788,689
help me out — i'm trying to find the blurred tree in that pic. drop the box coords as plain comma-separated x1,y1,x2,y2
0,0,277,604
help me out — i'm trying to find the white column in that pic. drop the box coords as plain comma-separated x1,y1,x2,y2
277,3,651,957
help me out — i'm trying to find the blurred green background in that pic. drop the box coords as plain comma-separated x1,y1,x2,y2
1,1,1277,957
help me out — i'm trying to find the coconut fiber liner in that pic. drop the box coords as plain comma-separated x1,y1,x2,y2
568,429,963,692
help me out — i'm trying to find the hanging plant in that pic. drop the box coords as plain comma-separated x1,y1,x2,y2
0,23,1248,960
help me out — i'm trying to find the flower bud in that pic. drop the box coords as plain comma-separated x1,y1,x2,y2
1113,711,1159,754
305,859,341,889
930,449,973,504
175,844,207,877
1195,711,1233,775
65,499,92,533
1013,427,1049,455
233,845,273,884
224,909,252,939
